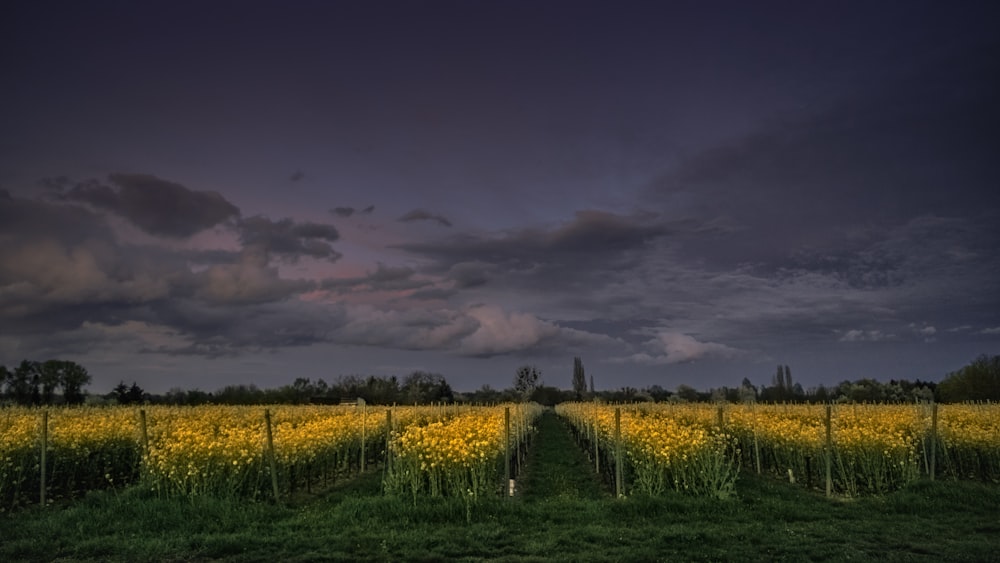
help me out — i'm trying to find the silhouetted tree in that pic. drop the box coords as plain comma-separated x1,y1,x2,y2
572,357,587,400
60,361,91,405
401,371,453,404
937,354,1000,402
514,365,541,401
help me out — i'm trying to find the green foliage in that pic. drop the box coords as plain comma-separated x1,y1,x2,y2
4,435,1000,561
937,354,1000,402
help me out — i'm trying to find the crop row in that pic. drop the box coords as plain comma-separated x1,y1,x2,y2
385,403,543,502
0,403,503,509
557,402,1000,498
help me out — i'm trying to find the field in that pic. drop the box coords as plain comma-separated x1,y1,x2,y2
1,404,999,561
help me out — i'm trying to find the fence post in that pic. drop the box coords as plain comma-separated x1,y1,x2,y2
359,398,366,473
384,409,393,478
264,409,280,503
593,410,600,474
615,407,623,498
930,402,938,481
505,407,511,498
139,409,150,458
751,402,761,474
40,410,48,507
825,404,833,497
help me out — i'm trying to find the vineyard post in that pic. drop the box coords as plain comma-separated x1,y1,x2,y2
751,402,761,474
359,398,366,473
614,407,623,498
504,406,511,498
39,410,48,507
264,409,281,503
593,406,599,474
139,409,150,459
824,404,832,497
385,409,393,479
930,402,938,481
717,404,724,429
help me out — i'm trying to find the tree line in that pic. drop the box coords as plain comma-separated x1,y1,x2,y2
2,354,997,407
0,360,92,406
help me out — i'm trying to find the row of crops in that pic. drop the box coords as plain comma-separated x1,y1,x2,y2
0,403,541,510
557,402,1000,498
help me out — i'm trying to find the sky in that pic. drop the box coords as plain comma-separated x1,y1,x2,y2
2,0,999,395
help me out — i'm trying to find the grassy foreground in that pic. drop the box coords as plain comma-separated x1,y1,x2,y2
1,412,999,562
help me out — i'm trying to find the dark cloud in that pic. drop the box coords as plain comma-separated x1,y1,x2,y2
0,193,323,362
238,216,341,261
648,42,1000,271
59,174,241,238
398,209,452,227
396,211,694,303
321,263,430,293
331,205,375,218
447,262,492,289
289,170,304,182
409,287,458,301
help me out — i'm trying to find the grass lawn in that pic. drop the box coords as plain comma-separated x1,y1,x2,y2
2,411,998,562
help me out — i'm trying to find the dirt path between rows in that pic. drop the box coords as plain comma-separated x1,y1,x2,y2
515,409,609,501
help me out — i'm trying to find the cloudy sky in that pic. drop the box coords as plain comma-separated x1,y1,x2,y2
2,1,998,394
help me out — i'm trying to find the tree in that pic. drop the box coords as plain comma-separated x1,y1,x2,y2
8,360,38,405
674,384,700,402
60,361,91,405
112,381,148,405
513,365,541,401
937,354,1000,402
738,377,757,402
0,364,9,402
571,357,587,399
401,371,453,404
40,360,64,405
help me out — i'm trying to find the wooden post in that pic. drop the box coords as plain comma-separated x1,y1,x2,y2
751,402,761,474
504,407,511,498
139,409,150,458
824,404,832,497
264,409,280,502
40,410,48,507
359,398,366,473
593,412,600,474
716,404,724,430
385,409,393,477
930,402,938,481
614,407,623,498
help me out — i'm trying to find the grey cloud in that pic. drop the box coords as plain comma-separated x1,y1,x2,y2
60,174,241,238
448,262,493,289
331,205,375,218
238,216,341,261
409,287,458,301
648,43,1000,271
398,209,452,227
290,171,304,182
192,246,315,305
0,193,322,360
321,263,430,293
398,210,682,273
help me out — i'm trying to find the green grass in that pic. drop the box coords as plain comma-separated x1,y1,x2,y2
2,411,999,562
